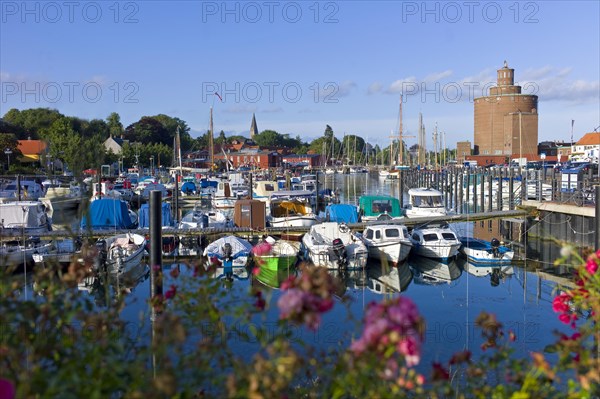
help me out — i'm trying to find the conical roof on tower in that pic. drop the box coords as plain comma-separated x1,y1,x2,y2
250,113,258,139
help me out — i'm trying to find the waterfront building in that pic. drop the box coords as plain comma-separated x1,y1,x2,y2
474,61,538,161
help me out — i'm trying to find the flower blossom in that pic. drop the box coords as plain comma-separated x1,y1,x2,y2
351,297,424,368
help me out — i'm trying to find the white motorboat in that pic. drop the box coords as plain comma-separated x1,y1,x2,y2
360,224,413,265
178,203,232,229
404,187,448,218
301,222,368,270
203,235,253,269
268,198,318,228
32,239,82,266
95,233,146,275
459,237,514,265
0,201,52,235
212,181,238,208
409,222,461,260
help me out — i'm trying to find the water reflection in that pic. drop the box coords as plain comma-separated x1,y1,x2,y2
409,255,461,285
253,266,296,289
366,260,413,294
456,257,514,287
76,263,149,306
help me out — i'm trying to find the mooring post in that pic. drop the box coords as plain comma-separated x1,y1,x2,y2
594,186,600,251
480,172,485,212
458,172,464,214
487,173,493,212
399,170,404,208
473,172,478,213
497,169,503,211
248,172,253,199
509,171,514,210
315,172,320,212
150,190,163,301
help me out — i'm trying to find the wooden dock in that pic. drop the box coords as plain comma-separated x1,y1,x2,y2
1,209,529,241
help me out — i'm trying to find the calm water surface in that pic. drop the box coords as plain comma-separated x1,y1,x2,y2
37,173,572,370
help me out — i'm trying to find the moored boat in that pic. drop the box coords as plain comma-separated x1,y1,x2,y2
268,198,318,228
358,195,404,222
409,222,461,260
301,222,368,270
95,233,146,275
404,187,447,218
459,237,514,265
252,236,299,271
360,224,412,265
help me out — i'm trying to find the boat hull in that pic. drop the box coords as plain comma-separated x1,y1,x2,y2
412,242,461,261
255,254,297,271
270,216,318,228
366,240,412,265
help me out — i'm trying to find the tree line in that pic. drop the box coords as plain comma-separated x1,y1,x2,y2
0,108,449,175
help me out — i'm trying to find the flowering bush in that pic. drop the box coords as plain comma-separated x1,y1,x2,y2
1,242,600,397
276,263,339,330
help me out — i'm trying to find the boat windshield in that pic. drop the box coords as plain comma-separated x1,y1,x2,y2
413,195,443,207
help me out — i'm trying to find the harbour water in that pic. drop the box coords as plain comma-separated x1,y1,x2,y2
21,172,576,373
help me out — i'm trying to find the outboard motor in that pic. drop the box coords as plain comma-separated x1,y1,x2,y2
490,238,501,258
95,239,107,271
331,238,348,269
200,213,209,229
222,242,234,278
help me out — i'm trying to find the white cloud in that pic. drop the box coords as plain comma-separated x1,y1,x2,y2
423,70,453,83
367,81,383,95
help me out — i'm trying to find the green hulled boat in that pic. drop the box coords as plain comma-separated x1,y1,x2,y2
253,237,300,272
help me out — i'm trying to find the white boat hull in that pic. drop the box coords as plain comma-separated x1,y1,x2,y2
412,242,461,260
366,240,412,265
270,215,318,228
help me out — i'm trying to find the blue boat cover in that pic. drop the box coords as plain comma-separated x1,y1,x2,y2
325,204,359,223
138,202,173,228
181,181,196,194
81,198,136,230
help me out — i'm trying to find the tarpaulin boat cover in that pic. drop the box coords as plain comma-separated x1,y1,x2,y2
138,202,173,228
80,198,136,230
181,181,196,194
325,204,358,224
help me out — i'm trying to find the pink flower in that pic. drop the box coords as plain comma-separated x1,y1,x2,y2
586,259,598,275
398,336,421,367
0,379,15,399
277,288,305,318
252,241,272,257
558,313,571,324
164,285,177,300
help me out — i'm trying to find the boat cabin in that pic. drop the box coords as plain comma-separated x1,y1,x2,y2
358,195,403,221
253,180,279,201
363,225,410,241
404,187,447,218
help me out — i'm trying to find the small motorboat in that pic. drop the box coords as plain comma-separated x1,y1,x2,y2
409,222,461,260
203,235,253,269
360,224,413,266
95,233,146,275
252,236,299,272
301,222,368,270
459,237,514,265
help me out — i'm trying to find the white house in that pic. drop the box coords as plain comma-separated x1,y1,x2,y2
571,132,600,162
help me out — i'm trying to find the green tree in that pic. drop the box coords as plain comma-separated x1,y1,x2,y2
0,133,22,170
106,112,124,137
2,108,63,139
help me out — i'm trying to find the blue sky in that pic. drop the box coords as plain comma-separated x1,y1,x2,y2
1,1,599,148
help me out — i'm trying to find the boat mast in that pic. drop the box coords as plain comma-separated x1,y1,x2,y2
433,123,439,171
418,112,425,166
209,107,214,167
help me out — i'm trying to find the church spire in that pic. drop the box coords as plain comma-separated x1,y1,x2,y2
250,113,258,139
